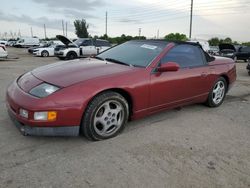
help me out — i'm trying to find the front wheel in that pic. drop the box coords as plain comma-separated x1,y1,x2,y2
81,91,129,141
206,77,227,107
41,50,49,57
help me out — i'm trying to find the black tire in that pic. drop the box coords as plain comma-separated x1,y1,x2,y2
41,50,49,57
81,91,129,141
57,57,66,60
66,52,77,60
206,77,227,107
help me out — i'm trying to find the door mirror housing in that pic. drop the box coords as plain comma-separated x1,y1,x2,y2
157,62,180,72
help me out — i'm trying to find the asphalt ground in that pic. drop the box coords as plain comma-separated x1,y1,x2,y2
0,47,249,188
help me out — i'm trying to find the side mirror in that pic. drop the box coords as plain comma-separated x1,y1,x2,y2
157,62,180,72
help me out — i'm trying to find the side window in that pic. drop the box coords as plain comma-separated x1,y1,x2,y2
161,44,205,68
95,40,111,47
81,40,92,46
241,47,250,53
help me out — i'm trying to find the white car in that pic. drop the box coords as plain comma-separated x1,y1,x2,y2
0,44,8,58
33,44,64,57
54,35,111,60
0,40,8,46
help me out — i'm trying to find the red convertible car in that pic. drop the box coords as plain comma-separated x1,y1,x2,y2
6,40,236,140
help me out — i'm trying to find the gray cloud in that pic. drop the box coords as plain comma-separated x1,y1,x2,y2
0,13,75,31
119,18,142,24
31,0,106,11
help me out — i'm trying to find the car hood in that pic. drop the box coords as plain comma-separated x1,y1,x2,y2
56,35,77,47
219,44,236,51
31,58,136,87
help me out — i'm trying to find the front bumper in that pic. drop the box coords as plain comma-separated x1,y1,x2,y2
8,109,79,136
6,80,82,136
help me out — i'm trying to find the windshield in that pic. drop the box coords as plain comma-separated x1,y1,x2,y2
74,38,87,47
97,41,168,67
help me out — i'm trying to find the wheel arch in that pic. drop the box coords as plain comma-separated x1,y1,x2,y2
83,88,134,120
220,74,229,92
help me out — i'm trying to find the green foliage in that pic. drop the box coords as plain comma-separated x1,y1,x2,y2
164,33,188,41
242,42,250,46
99,34,146,44
208,37,220,46
74,19,89,38
208,37,233,46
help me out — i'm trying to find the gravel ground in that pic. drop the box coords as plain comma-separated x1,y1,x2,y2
0,47,250,188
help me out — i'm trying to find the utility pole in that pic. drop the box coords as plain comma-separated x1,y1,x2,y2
44,24,47,39
62,20,65,36
139,28,141,39
30,27,33,37
189,0,193,39
65,22,68,37
105,11,108,37
157,29,159,39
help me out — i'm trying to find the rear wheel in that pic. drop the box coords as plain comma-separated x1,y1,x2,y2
41,50,49,57
81,91,129,141
206,77,227,107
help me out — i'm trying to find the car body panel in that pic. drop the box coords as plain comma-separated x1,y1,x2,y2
0,44,8,58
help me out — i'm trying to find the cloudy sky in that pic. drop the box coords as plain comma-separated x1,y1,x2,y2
0,0,250,42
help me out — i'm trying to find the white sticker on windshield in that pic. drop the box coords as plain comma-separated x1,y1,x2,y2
141,44,157,50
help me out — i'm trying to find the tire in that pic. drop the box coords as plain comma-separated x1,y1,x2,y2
206,77,227,107
41,50,49,57
66,52,77,60
57,57,65,60
81,91,129,141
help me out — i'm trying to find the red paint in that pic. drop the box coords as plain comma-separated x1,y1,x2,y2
6,43,236,128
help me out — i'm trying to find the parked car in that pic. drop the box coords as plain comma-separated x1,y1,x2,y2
0,40,8,46
247,58,250,75
208,46,219,56
235,46,250,62
218,43,237,60
54,35,111,60
188,39,210,52
7,39,17,46
6,40,236,140
28,42,52,54
0,44,8,58
14,37,40,48
33,44,65,57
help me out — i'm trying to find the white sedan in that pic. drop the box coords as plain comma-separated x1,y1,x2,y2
33,44,64,57
0,44,8,58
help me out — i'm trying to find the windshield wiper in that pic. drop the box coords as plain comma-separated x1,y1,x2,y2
105,58,130,66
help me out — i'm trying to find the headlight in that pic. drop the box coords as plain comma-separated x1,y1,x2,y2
29,83,60,98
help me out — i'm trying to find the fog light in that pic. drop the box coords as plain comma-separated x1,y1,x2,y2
34,111,57,121
19,108,28,118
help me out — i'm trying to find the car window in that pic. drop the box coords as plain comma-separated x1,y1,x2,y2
81,40,92,46
95,40,111,47
241,47,250,53
161,44,205,68
97,41,167,67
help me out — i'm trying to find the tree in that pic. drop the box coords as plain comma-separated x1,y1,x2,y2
74,19,89,38
164,33,188,41
223,37,232,44
208,37,220,46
